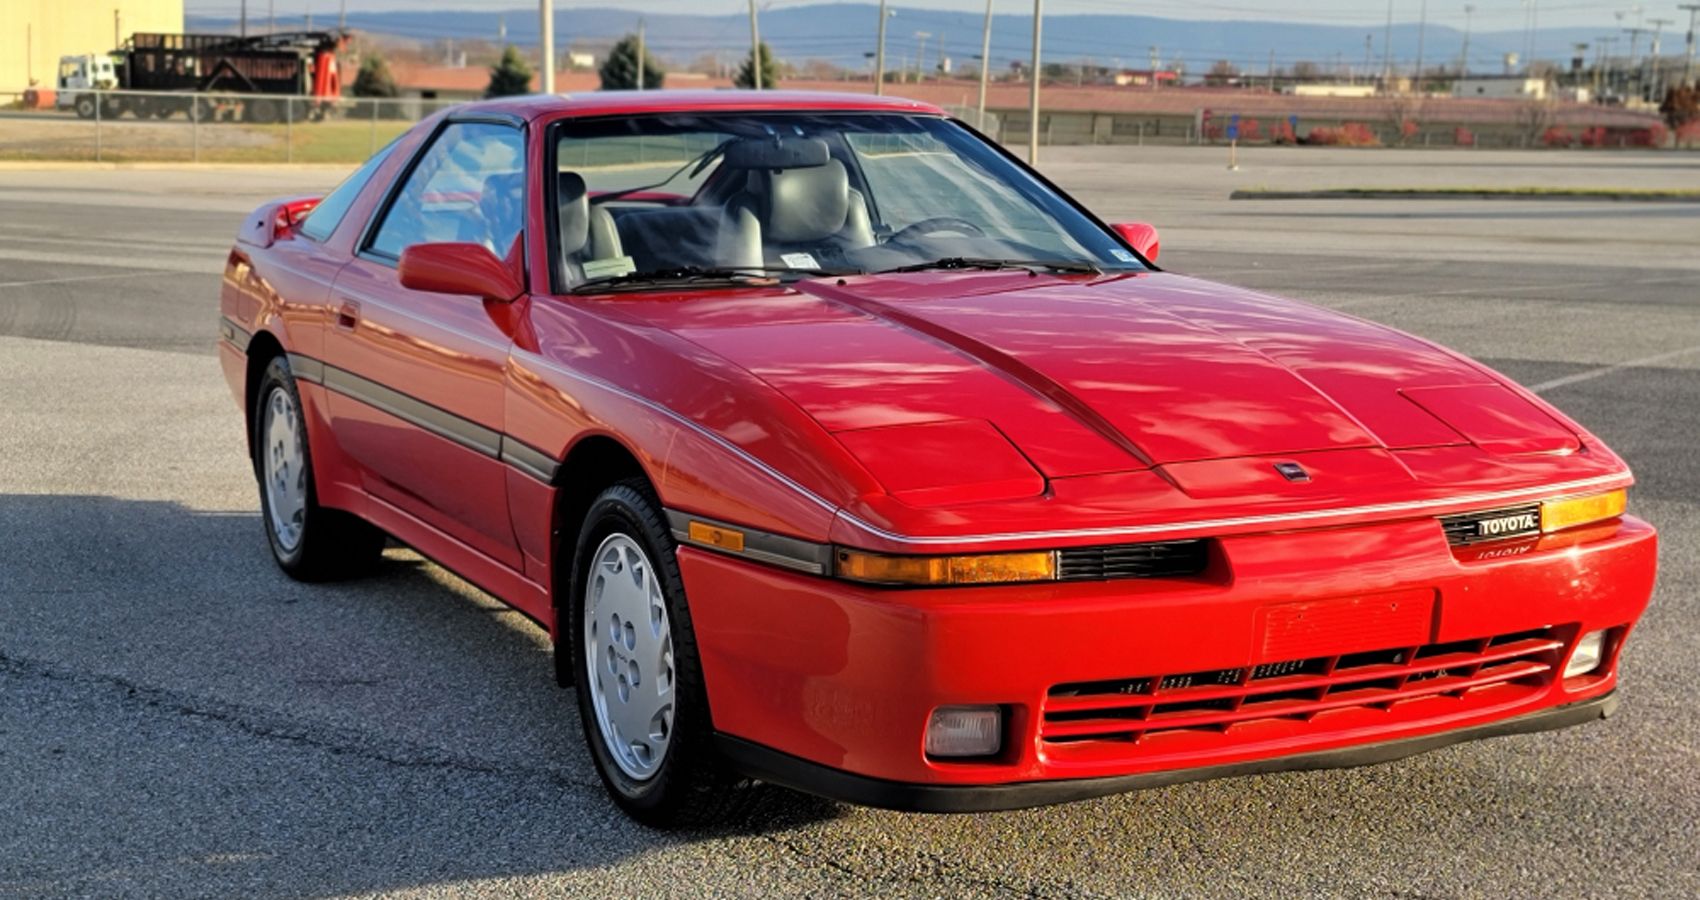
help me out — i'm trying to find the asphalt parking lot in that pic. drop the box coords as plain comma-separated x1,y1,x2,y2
1,146,1697,898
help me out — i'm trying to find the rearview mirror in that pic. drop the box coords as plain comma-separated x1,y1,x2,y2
397,242,523,302
1111,222,1161,264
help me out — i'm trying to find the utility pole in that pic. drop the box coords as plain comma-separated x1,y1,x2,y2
1648,18,1672,100
1028,0,1042,165
637,17,646,90
977,0,993,130
1268,48,1276,91
540,0,555,93
240,1,248,38
1149,45,1160,91
268,0,274,35
1413,0,1427,93
114,8,121,48
339,0,346,31
1381,0,1394,87
748,0,763,90
1460,4,1474,76
1363,34,1373,85
914,32,931,82
875,0,891,95
1682,4,1700,85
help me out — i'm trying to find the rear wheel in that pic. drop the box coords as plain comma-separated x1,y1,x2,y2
253,355,385,581
568,481,757,826
73,95,97,119
245,98,280,124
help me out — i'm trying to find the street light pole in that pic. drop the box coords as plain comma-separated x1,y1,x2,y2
748,0,763,90
1028,0,1042,165
977,0,994,130
1460,4,1474,76
540,0,555,93
637,17,646,90
1414,0,1427,93
875,0,889,95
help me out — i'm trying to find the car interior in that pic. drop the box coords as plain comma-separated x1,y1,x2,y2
557,136,891,282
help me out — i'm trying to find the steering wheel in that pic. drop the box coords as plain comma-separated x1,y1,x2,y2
885,216,986,245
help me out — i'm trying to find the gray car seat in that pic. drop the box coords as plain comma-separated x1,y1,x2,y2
558,171,625,275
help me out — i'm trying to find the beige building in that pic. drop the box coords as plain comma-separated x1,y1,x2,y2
5,0,184,91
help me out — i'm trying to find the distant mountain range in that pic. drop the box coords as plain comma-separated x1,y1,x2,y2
189,4,1607,75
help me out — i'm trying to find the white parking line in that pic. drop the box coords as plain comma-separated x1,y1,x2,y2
1530,344,1700,393
0,271,158,289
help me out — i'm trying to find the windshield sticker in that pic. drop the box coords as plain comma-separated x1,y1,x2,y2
780,252,821,270
582,256,637,279
1110,248,1138,263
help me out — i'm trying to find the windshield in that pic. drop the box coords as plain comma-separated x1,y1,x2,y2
550,112,1145,291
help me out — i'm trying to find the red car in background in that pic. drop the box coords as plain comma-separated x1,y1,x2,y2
219,91,1656,825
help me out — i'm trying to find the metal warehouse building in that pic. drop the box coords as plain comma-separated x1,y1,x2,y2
5,0,184,92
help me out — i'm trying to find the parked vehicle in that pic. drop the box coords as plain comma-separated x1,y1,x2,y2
57,31,345,122
219,91,1656,826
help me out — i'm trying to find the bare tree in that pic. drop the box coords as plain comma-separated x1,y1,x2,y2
1514,98,1558,147
1384,94,1426,146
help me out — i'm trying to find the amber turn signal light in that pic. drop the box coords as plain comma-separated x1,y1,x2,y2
1540,489,1627,534
834,549,1058,586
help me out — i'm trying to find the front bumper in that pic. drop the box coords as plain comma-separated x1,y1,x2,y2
716,691,1618,813
679,513,1655,803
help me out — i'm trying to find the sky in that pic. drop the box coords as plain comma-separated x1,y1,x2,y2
184,1,1697,34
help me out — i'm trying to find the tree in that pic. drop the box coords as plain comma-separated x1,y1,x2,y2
351,53,398,98
1660,83,1698,132
486,45,534,98
1204,60,1239,87
599,34,665,90
734,42,778,89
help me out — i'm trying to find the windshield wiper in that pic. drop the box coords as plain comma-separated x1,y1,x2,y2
572,264,854,294
872,257,1101,276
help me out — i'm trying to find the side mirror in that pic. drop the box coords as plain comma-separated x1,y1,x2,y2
1111,222,1161,264
398,242,523,302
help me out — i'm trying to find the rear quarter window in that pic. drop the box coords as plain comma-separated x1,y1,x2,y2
297,141,397,243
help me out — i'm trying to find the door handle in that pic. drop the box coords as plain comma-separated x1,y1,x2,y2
336,301,360,330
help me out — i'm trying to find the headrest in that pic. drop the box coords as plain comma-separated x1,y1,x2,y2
763,159,849,243
480,171,524,221
557,171,589,256
723,136,830,170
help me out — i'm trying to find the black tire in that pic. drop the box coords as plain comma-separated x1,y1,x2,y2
74,95,97,119
252,355,385,582
567,480,759,827
245,98,280,125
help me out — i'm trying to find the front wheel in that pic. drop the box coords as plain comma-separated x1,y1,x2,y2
568,481,757,826
253,355,385,581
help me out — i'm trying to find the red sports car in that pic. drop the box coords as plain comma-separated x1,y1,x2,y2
219,91,1656,825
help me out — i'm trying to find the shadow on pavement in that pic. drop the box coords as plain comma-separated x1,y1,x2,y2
0,493,844,897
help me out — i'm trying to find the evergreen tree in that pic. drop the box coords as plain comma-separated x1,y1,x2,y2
599,35,666,90
734,42,778,90
486,46,535,98
351,53,398,98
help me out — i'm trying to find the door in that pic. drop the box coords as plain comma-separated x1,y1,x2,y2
323,119,529,570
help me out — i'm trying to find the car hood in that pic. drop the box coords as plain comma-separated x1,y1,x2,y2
618,270,1581,488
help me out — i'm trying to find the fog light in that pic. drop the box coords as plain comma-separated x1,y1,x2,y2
925,706,1002,758
1566,629,1608,678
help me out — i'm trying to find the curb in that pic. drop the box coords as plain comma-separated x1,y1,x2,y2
1230,189,1700,203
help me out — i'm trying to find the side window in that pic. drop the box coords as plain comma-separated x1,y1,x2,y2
297,139,396,243
369,122,526,261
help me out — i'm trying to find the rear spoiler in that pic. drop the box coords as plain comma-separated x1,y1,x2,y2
236,196,322,248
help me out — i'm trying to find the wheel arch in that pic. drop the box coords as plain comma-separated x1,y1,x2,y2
550,432,662,685
243,330,287,465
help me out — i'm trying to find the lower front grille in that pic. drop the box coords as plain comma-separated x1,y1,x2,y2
1042,627,1566,747
1055,539,1209,582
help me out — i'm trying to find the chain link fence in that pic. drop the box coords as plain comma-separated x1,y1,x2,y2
0,89,463,164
